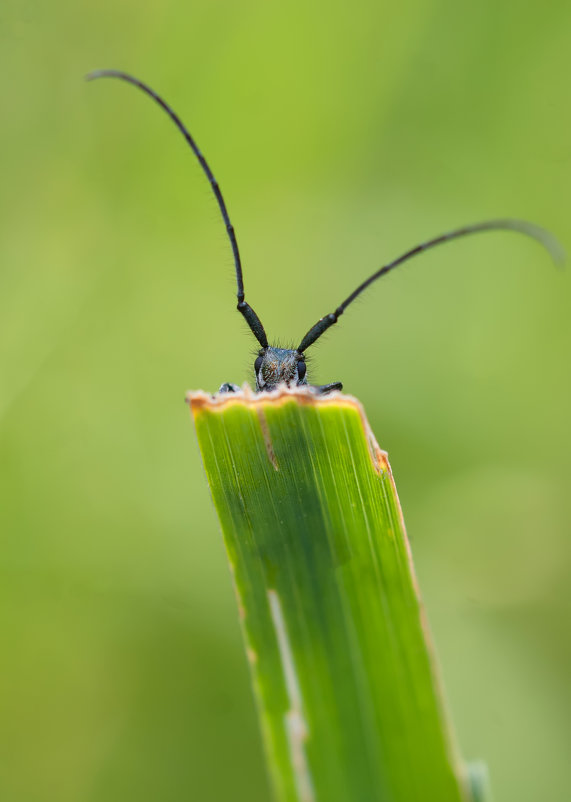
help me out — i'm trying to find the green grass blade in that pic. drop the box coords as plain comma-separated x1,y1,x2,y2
467,761,492,802
189,387,473,802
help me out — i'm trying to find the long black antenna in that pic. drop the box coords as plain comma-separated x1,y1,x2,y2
298,218,564,353
86,69,269,348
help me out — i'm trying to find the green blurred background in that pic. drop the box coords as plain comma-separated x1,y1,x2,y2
1,1,570,800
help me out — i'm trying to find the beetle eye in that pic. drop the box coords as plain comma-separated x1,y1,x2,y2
254,356,263,374
297,360,307,381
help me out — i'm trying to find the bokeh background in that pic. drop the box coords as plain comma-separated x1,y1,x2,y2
1,1,570,800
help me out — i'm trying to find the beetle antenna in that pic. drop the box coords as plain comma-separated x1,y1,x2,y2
86,69,269,348
298,218,564,352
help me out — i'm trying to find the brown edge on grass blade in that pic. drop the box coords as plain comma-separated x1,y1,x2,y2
186,384,389,476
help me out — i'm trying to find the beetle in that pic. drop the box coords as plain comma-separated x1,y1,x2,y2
87,70,562,393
